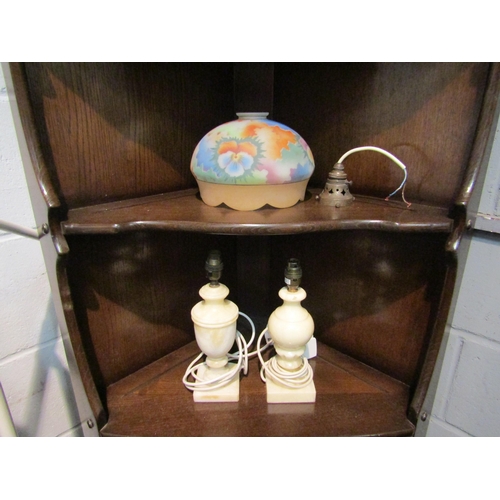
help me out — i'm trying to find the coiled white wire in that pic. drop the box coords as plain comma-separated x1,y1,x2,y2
182,312,312,391
183,312,262,392
256,327,314,389
338,146,411,207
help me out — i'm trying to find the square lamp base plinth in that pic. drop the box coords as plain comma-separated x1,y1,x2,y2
266,377,316,404
193,363,240,403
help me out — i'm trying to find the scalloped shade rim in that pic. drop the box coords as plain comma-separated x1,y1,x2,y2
196,180,309,211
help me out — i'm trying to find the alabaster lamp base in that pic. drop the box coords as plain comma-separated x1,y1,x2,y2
193,363,240,403
266,376,316,404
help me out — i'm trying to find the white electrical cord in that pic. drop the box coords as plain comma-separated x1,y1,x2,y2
183,311,310,392
182,312,259,392
228,311,254,374
337,146,411,207
256,327,314,389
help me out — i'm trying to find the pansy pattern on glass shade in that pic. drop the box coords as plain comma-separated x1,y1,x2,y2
216,138,261,178
191,117,314,185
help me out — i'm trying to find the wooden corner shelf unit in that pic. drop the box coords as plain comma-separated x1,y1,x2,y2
10,62,500,436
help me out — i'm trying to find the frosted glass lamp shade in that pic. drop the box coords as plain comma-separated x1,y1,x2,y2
190,113,315,211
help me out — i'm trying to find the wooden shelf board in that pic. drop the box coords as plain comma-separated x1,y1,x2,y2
62,189,452,236
101,341,414,437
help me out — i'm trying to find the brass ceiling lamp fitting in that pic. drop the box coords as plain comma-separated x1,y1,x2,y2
317,146,412,208
318,162,354,207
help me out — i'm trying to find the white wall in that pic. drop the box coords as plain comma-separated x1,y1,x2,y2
0,63,96,437
418,108,500,437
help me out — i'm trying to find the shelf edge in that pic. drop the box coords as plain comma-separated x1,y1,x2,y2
62,218,453,236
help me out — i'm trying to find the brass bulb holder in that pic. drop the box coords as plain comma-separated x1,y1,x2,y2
318,163,354,207
284,258,302,291
205,249,223,286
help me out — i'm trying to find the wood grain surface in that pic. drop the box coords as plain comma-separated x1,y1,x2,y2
61,189,453,235
102,341,414,437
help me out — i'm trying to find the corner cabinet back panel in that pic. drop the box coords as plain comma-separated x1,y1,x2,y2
65,230,446,406
274,62,489,207
65,232,239,390
24,63,234,208
24,63,489,210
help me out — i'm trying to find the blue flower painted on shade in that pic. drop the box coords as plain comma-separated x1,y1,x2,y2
218,151,253,177
195,137,216,172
